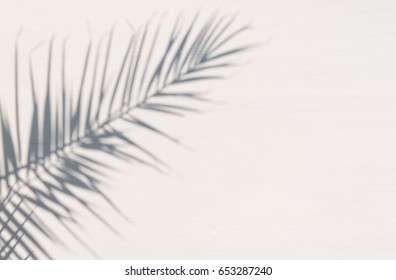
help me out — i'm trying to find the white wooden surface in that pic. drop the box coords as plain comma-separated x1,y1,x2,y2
1,0,396,259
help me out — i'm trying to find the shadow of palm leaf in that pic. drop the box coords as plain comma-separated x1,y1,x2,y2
0,11,253,259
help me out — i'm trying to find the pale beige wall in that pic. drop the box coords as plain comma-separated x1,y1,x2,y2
1,0,396,259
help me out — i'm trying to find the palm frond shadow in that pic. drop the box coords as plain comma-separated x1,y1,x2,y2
0,11,253,259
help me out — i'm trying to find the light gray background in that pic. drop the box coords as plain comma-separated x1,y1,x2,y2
1,0,396,259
